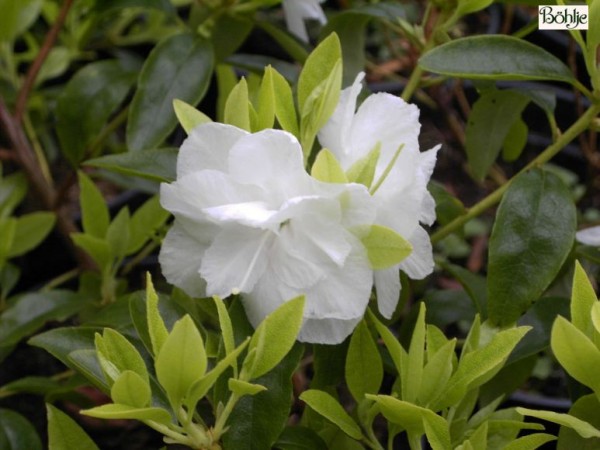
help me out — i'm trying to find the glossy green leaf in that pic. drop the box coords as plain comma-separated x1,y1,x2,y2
173,99,212,134
80,404,172,424
228,378,267,397
517,407,600,439
223,344,303,450
106,208,130,259
345,320,383,402
245,296,305,380
571,260,598,338
503,433,557,450
211,13,254,61
465,89,529,180
46,404,99,450
127,196,170,254
0,408,42,450
300,390,363,440
0,0,42,41
29,327,99,363
111,370,151,408
85,148,177,183
551,315,600,393
7,212,55,258
156,315,206,406
127,33,213,151
361,224,413,270
0,291,84,347
78,172,110,239
273,425,328,450
95,328,149,386
487,169,576,326
419,36,576,84
502,118,528,163
311,149,348,183
224,77,251,131
271,67,299,137
557,394,600,449
56,59,138,165
346,143,380,188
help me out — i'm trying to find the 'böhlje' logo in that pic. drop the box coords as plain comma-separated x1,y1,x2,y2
538,5,589,30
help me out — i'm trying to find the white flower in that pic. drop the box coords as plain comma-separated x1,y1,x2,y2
159,122,376,344
318,73,440,319
282,0,326,42
576,226,600,246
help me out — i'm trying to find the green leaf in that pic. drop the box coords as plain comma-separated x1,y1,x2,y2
127,196,170,254
85,148,177,183
557,394,600,449
456,0,494,16
551,315,600,393
0,291,84,347
465,89,530,180
360,224,413,270
106,208,131,259
587,0,600,65
271,67,299,137
0,408,42,450
92,0,174,14
228,378,267,397
487,169,576,326
300,390,363,440
211,13,254,61
367,309,406,376
155,315,206,406
256,21,309,64
46,404,99,450
213,296,235,357
502,118,528,163
403,303,426,403
245,296,305,380
80,404,172,424
111,370,151,408
127,33,213,151
419,36,576,84
224,77,251,131
0,0,42,41
311,149,348,183
517,407,600,439
0,172,27,218
346,143,380,188
345,320,383,402
173,99,212,134
223,344,304,450
571,260,598,338
78,172,110,239
56,60,138,165
71,233,112,270
7,212,55,258
95,328,149,386
273,426,328,450
418,339,456,407
145,275,169,356
255,67,276,131
503,433,557,450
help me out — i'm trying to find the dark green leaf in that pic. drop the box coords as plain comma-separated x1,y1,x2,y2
226,54,300,84
127,33,213,151
274,426,328,450
419,36,576,84
488,169,576,326
0,408,42,450
0,0,42,41
78,172,110,239
56,60,138,165
257,21,309,64
47,404,99,450
212,14,253,61
93,0,174,14
85,148,178,182
0,172,27,218
127,196,169,254
29,327,101,373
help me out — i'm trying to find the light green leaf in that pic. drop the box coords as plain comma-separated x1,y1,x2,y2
78,172,110,239
517,407,600,439
551,315,600,393
228,378,267,397
47,404,99,450
271,67,299,137
173,99,212,134
311,149,348,183
465,89,529,180
487,169,576,326
213,296,235,357
591,302,600,336
245,296,305,380
0,172,27,218
71,233,112,270
127,33,213,151
502,118,528,163
503,433,557,450
110,370,151,408
85,148,177,183
80,404,172,424
106,208,131,259
300,390,363,440
0,218,15,264
7,212,55,258
127,196,170,255
0,0,41,41
95,328,149,386
155,315,206,406
224,77,251,131
456,0,494,16
255,67,276,131
587,0,600,67
360,224,412,270
346,142,380,188
345,320,383,402
367,309,405,376
403,304,426,404
418,339,456,407
419,36,576,84
571,260,598,338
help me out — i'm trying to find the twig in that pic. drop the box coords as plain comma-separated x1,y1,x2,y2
14,0,75,123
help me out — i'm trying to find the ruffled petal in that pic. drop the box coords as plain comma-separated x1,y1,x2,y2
374,267,401,319
159,222,207,298
399,226,434,280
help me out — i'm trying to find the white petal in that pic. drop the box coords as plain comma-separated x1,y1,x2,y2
374,267,401,319
177,123,248,178
416,146,440,226
282,0,326,42
576,226,600,246
200,226,275,298
159,222,207,297
297,316,362,344
202,202,277,229
399,226,434,279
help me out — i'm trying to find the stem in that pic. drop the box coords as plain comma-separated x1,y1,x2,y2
431,102,600,243
145,420,195,447
15,0,75,123
86,107,129,160
401,65,424,102
212,392,239,439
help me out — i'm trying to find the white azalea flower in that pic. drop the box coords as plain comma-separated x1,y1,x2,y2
576,226,600,246
318,72,440,319
159,122,376,344
282,0,326,42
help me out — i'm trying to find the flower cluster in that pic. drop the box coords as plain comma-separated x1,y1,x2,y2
159,73,439,344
